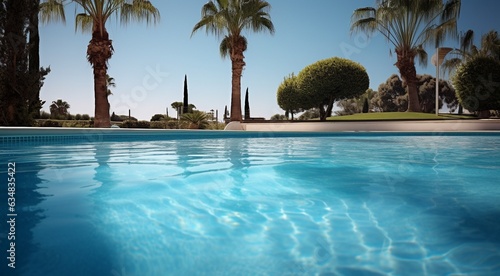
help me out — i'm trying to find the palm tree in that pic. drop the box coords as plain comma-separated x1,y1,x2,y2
49,99,70,118
442,30,499,115
192,0,274,121
171,101,183,119
351,0,461,112
181,111,209,129
106,74,115,96
40,0,160,127
443,30,500,74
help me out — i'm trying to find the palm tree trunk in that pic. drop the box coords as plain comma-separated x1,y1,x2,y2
396,51,421,112
87,26,113,128
28,0,40,117
230,50,245,122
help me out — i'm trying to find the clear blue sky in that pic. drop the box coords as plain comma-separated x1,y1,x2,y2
39,0,500,120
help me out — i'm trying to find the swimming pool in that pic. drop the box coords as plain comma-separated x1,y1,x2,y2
1,131,499,275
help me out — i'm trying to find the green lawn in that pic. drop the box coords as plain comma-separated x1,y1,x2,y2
327,112,477,121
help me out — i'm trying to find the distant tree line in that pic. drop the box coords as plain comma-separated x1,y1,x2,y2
335,74,459,116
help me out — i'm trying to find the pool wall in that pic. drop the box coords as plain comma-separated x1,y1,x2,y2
1,125,500,145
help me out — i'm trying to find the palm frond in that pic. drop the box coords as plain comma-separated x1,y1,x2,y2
40,0,66,24
244,0,274,34
217,0,230,10
192,2,224,37
441,57,463,76
351,7,376,22
422,18,458,48
192,0,273,59
106,74,116,87
441,0,461,21
470,45,479,57
480,30,500,58
350,18,378,36
121,0,160,26
192,15,222,37
220,36,231,58
460,29,474,53
74,0,97,17
202,1,219,16
75,13,93,33
415,44,428,67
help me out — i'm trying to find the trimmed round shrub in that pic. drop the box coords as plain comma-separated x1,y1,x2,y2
277,74,303,117
453,56,500,112
297,57,369,120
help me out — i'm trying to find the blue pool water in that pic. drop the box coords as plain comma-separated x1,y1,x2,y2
1,132,500,275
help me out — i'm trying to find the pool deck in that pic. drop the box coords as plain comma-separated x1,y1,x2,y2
227,119,500,132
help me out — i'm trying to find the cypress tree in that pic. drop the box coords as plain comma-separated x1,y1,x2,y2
244,87,250,120
362,97,369,113
183,74,189,114
223,105,228,120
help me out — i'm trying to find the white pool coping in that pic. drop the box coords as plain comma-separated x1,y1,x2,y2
226,120,500,132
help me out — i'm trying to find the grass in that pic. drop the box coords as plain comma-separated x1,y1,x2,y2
327,112,477,121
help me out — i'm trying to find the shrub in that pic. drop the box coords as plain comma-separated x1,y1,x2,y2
75,114,82,120
32,120,42,127
136,120,150,128
119,115,136,121
41,120,62,127
453,56,500,114
150,114,167,121
51,114,66,120
120,120,150,128
61,120,92,128
120,120,135,128
206,122,226,130
298,108,320,120
277,74,303,119
81,114,90,120
40,111,51,119
167,120,179,129
150,121,167,129
110,112,124,121
270,114,287,120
